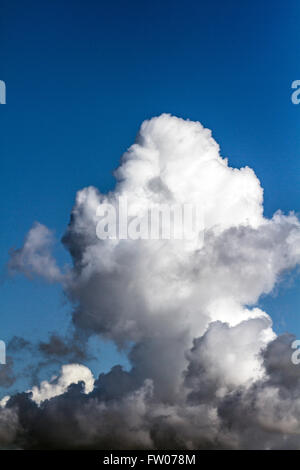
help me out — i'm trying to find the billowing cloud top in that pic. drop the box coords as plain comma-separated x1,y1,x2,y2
4,114,300,449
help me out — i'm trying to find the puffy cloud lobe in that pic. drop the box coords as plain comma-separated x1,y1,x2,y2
3,114,300,449
184,317,275,404
29,364,95,406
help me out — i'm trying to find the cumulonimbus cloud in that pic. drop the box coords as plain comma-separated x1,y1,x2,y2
3,114,300,449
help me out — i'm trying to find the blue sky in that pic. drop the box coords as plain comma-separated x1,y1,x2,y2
1,0,300,394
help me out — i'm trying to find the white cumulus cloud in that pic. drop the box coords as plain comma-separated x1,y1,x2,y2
4,114,300,449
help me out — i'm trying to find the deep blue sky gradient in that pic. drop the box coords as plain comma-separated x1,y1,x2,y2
1,0,300,393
